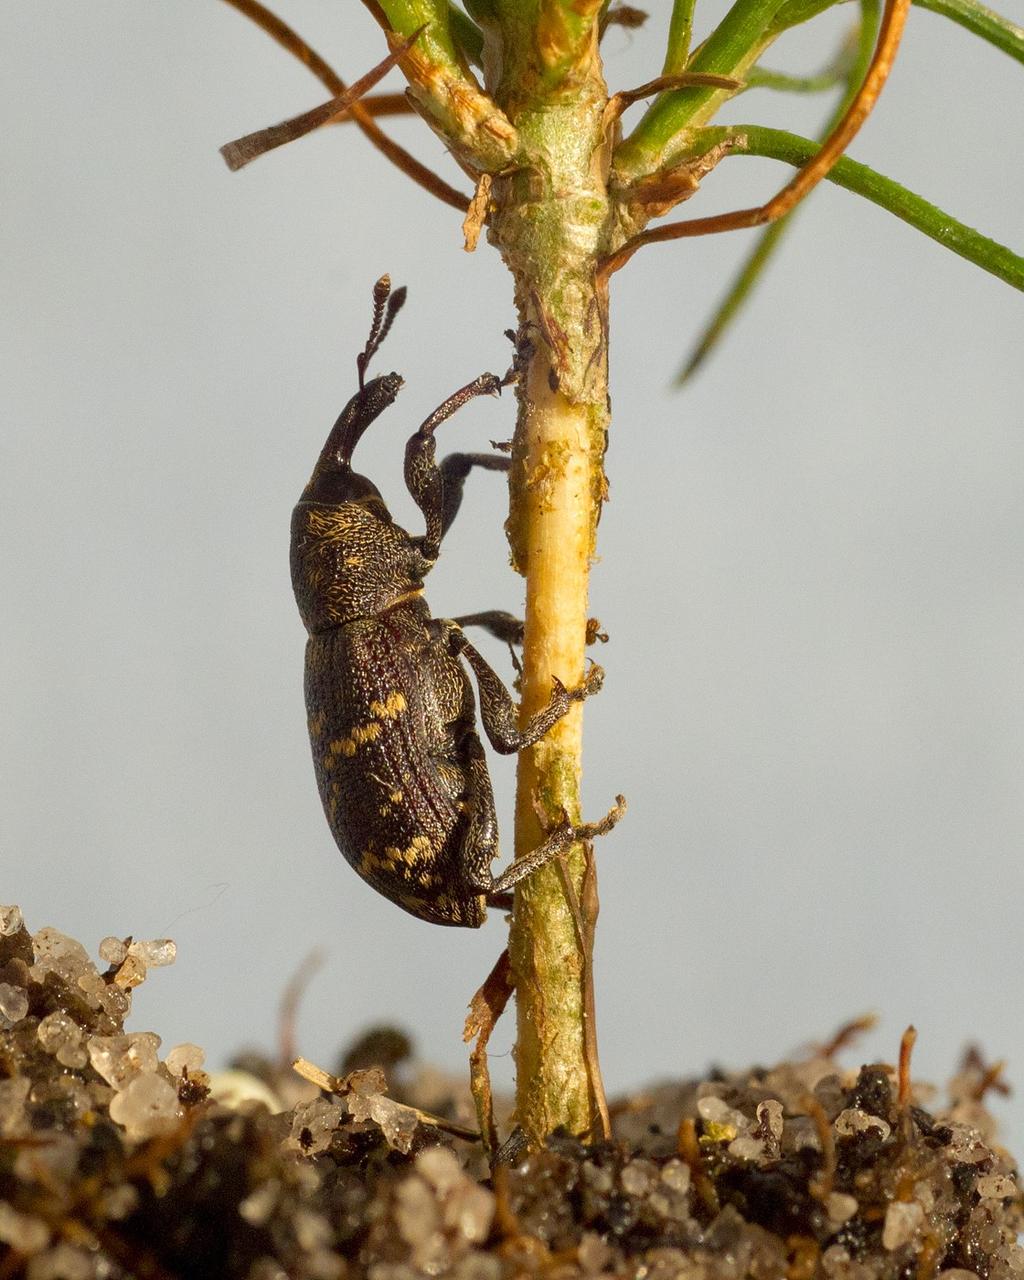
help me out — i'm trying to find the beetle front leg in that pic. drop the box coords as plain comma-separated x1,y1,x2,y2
405,372,516,562
441,625,603,755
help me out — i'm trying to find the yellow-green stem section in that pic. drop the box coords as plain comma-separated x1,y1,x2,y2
507,338,608,1141
481,22,621,1139
476,12,633,1145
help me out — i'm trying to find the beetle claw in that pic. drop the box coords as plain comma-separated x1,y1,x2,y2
572,663,604,700
576,794,626,841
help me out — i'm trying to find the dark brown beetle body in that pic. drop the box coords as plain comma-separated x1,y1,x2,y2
291,279,617,927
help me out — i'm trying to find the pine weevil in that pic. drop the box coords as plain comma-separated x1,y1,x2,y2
290,277,622,927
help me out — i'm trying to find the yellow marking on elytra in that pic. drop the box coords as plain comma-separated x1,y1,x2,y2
360,840,429,878
324,720,383,762
390,789,404,804
370,691,407,720
308,711,327,737
381,834,433,868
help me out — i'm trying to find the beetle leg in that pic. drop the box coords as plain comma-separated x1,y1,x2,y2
484,796,626,897
455,744,622,902
450,612,604,684
453,612,607,650
405,372,515,561
439,452,510,540
444,626,603,755
451,610,524,646
455,731,502,894
452,609,524,674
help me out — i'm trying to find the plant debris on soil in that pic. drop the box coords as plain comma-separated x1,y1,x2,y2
1,906,1021,1280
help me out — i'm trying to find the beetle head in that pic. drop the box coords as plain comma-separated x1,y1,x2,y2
292,374,428,630
299,371,404,507
291,279,424,630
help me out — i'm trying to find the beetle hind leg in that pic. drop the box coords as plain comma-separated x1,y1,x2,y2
484,795,626,897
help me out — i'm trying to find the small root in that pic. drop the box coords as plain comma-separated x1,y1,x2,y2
464,949,515,1155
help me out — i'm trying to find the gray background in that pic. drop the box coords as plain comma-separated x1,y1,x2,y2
3,4,1023,1142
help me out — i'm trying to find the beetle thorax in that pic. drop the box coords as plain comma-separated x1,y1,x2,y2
290,498,422,632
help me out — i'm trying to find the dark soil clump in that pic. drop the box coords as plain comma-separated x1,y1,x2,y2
1,906,1020,1280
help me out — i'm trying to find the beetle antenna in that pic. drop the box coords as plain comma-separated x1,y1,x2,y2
357,275,406,388
378,284,407,350
357,275,390,387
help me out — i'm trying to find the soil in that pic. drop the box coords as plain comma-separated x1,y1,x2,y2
0,906,1020,1280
